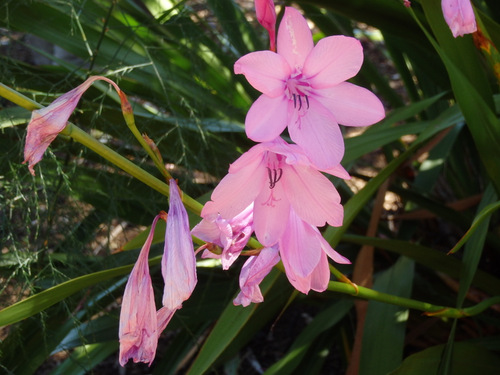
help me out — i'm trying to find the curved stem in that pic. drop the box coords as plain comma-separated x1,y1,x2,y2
327,281,500,318
61,122,203,216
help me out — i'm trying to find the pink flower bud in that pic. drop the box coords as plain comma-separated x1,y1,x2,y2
23,76,126,175
119,214,162,367
255,0,277,51
442,0,477,38
161,179,198,309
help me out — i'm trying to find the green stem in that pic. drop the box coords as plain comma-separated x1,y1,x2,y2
123,110,172,181
0,83,41,111
61,122,202,216
327,281,500,318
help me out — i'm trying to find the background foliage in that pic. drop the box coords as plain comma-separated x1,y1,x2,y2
0,0,499,374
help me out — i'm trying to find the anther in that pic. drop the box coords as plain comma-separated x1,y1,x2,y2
305,95,309,109
293,94,297,109
267,167,283,189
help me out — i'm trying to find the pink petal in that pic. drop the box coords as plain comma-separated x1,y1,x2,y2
191,214,231,246
283,164,344,228
277,7,313,71
234,51,289,97
245,95,289,142
321,163,351,180
279,211,322,280
119,215,161,367
228,142,265,173
317,229,351,264
162,179,197,310
254,181,290,246
288,98,344,169
309,251,330,292
233,246,280,306
316,82,385,127
303,36,363,88
442,0,477,37
208,155,267,219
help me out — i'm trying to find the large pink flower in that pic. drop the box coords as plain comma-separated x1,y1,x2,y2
442,0,477,38
234,7,385,169
202,137,348,247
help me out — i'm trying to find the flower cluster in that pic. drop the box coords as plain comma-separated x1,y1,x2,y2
193,4,384,305
21,1,386,367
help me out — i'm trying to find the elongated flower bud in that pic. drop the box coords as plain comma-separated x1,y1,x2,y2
162,179,197,309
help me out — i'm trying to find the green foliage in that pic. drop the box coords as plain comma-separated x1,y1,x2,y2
0,0,499,374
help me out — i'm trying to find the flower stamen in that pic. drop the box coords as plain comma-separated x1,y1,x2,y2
267,167,283,189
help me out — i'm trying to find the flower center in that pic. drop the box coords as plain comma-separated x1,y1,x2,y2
262,153,284,207
285,72,312,111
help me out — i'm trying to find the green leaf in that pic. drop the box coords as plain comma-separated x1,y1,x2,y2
187,269,283,375
389,342,500,375
0,263,137,327
360,257,414,375
263,299,353,374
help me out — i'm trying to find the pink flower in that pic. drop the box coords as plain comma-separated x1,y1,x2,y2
23,76,127,176
255,0,277,51
192,204,254,270
279,210,350,294
202,137,348,247
233,246,280,306
234,7,385,169
162,179,198,310
119,214,162,367
442,0,477,37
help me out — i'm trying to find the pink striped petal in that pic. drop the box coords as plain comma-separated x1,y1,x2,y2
162,180,197,310
119,215,161,367
303,36,363,88
277,7,313,71
288,98,344,169
316,82,385,127
321,163,351,180
318,229,351,264
245,95,289,142
283,164,343,228
209,157,267,219
234,51,289,97
254,181,290,246
309,252,330,292
280,211,322,280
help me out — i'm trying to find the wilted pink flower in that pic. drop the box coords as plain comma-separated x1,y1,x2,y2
279,210,350,294
234,7,385,169
162,179,198,310
202,137,348,247
255,0,277,51
192,204,253,270
442,0,477,37
119,214,162,367
23,76,129,175
233,246,280,306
